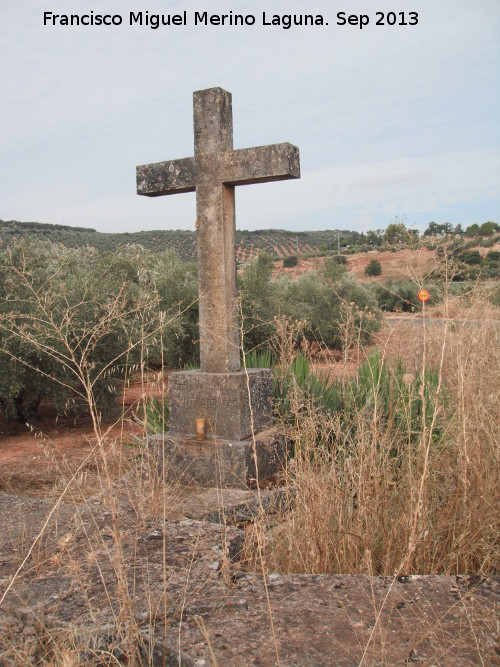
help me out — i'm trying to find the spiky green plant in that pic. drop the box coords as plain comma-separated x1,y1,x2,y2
246,349,444,452
134,396,169,435
345,352,443,445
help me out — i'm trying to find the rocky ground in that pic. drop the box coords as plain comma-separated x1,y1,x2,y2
0,472,498,666
0,330,499,665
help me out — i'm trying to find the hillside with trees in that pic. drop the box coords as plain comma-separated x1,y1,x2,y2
1,219,383,260
0,219,412,261
1,219,498,263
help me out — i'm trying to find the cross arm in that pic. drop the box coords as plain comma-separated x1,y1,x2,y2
136,157,196,196
224,142,300,186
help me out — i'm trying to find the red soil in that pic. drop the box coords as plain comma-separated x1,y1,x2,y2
0,373,168,487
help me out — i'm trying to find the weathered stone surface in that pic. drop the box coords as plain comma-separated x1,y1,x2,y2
147,428,291,489
185,487,289,523
1,490,498,666
136,156,196,196
137,87,300,373
176,573,500,666
168,368,273,441
225,143,300,185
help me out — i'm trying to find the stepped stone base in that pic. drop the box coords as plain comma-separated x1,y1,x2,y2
146,428,292,489
168,368,273,441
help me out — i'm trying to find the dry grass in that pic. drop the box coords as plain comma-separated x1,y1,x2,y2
246,289,500,577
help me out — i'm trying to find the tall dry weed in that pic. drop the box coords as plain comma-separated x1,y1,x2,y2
253,288,499,576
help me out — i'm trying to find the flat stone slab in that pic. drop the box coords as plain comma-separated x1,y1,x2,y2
0,485,284,564
150,572,499,666
147,427,291,489
0,491,498,666
169,368,273,441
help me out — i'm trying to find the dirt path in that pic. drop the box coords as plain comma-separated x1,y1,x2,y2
0,373,168,498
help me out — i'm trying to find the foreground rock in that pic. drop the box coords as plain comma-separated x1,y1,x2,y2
0,492,498,666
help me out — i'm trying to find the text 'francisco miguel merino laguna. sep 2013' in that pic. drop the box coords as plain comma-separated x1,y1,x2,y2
42,10,419,30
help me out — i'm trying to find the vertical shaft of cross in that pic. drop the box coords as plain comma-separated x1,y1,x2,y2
136,86,300,377
194,88,240,373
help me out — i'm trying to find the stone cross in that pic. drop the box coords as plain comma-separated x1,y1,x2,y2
137,87,300,373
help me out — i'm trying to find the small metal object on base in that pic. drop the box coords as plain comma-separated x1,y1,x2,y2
196,418,206,441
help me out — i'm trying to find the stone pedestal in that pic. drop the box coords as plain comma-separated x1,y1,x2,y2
143,368,291,489
168,368,273,441
147,428,292,489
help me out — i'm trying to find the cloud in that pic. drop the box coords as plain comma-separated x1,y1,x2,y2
235,149,500,229
4,148,496,234
1,0,499,233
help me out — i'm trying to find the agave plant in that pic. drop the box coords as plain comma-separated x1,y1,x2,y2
246,348,445,454
134,396,169,435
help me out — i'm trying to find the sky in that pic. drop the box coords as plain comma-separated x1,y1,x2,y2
1,0,499,235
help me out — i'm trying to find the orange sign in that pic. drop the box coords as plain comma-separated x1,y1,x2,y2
418,289,430,303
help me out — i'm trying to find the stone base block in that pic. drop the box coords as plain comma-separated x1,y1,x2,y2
146,428,292,489
168,368,273,441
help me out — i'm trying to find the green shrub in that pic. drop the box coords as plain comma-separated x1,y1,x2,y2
277,272,380,350
240,256,381,352
283,254,298,268
0,244,139,420
458,249,482,265
373,280,421,312
482,249,500,278
239,253,278,351
480,237,496,248
482,264,500,279
465,266,481,281
365,259,382,277
321,257,347,283
0,243,198,421
485,250,500,263
152,251,199,368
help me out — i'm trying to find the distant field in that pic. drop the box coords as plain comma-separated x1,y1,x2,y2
0,219,364,261
273,247,443,282
2,219,498,286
